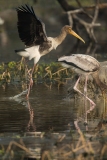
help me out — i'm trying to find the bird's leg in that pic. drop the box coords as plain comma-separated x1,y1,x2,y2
74,76,96,129
74,117,85,132
74,119,81,131
84,75,88,107
73,76,85,97
74,76,95,109
84,75,88,96
84,75,88,127
26,64,36,99
84,78,96,117
80,91,96,117
86,99,96,114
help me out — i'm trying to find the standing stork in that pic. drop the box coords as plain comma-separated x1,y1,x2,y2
58,54,107,114
15,4,85,99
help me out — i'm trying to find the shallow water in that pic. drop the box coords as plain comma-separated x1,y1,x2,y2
0,83,107,159
0,84,77,133
0,83,106,134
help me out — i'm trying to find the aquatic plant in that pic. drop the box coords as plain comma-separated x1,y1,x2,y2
0,60,73,84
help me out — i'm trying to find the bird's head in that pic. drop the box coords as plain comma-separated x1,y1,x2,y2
64,25,85,43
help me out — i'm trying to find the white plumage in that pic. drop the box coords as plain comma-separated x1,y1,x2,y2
58,54,100,75
17,46,41,64
15,4,85,98
58,54,100,117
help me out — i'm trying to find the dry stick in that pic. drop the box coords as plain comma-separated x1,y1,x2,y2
2,141,36,160
78,130,89,152
77,154,83,160
75,0,93,19
19,139,26,148
67,0,100,42
52,68,67,76
44,70,52,78
67,11,74,27
72,14,100,27
90,0,99,42
57,134,66,142
81,132,94,154
44,66,52,78
92,0,99,24
41,151,52,160
84,3,107,10
56,137,96,159
63,141,96,158
56,144,71,155
87,141,95,154
67,8,83,14
73,14,100,42
57,0,107,10
85,42,98,55
60,131,92,158
85,42,93,54
76,136,83,148
63,143,89,157
78,130,95,154
79,130,94,154
100,144,107,159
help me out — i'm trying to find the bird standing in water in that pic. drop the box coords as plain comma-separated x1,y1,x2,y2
58,54,107,114
15,4,85,99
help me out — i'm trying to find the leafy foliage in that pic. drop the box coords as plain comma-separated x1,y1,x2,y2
0,59,73,84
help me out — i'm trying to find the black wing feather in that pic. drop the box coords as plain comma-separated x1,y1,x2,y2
16,4,48,46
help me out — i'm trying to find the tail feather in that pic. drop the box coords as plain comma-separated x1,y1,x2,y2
15,49,30,57
15,49,25,52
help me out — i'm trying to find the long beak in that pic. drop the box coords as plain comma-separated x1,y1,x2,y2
69,30,85,43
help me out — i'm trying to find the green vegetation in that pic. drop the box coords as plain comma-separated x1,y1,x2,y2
0,59,74,85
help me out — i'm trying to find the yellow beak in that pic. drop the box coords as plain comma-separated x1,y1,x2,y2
69,30,85,43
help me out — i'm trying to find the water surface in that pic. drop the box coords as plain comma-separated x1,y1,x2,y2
0,84,77,133
0,83,106,134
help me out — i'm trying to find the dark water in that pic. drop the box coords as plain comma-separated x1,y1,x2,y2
0,83,106,133
0,83,106,160
0,84,76,133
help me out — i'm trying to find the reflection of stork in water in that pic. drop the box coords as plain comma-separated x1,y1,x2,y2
15,4,85,99
58,54,107,115
27,101,36,132
9,91,36,131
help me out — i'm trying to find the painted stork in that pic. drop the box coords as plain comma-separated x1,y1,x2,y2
58,54,107,114
15,4,85,98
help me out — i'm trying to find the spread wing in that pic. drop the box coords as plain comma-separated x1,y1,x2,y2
16,4,48,46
